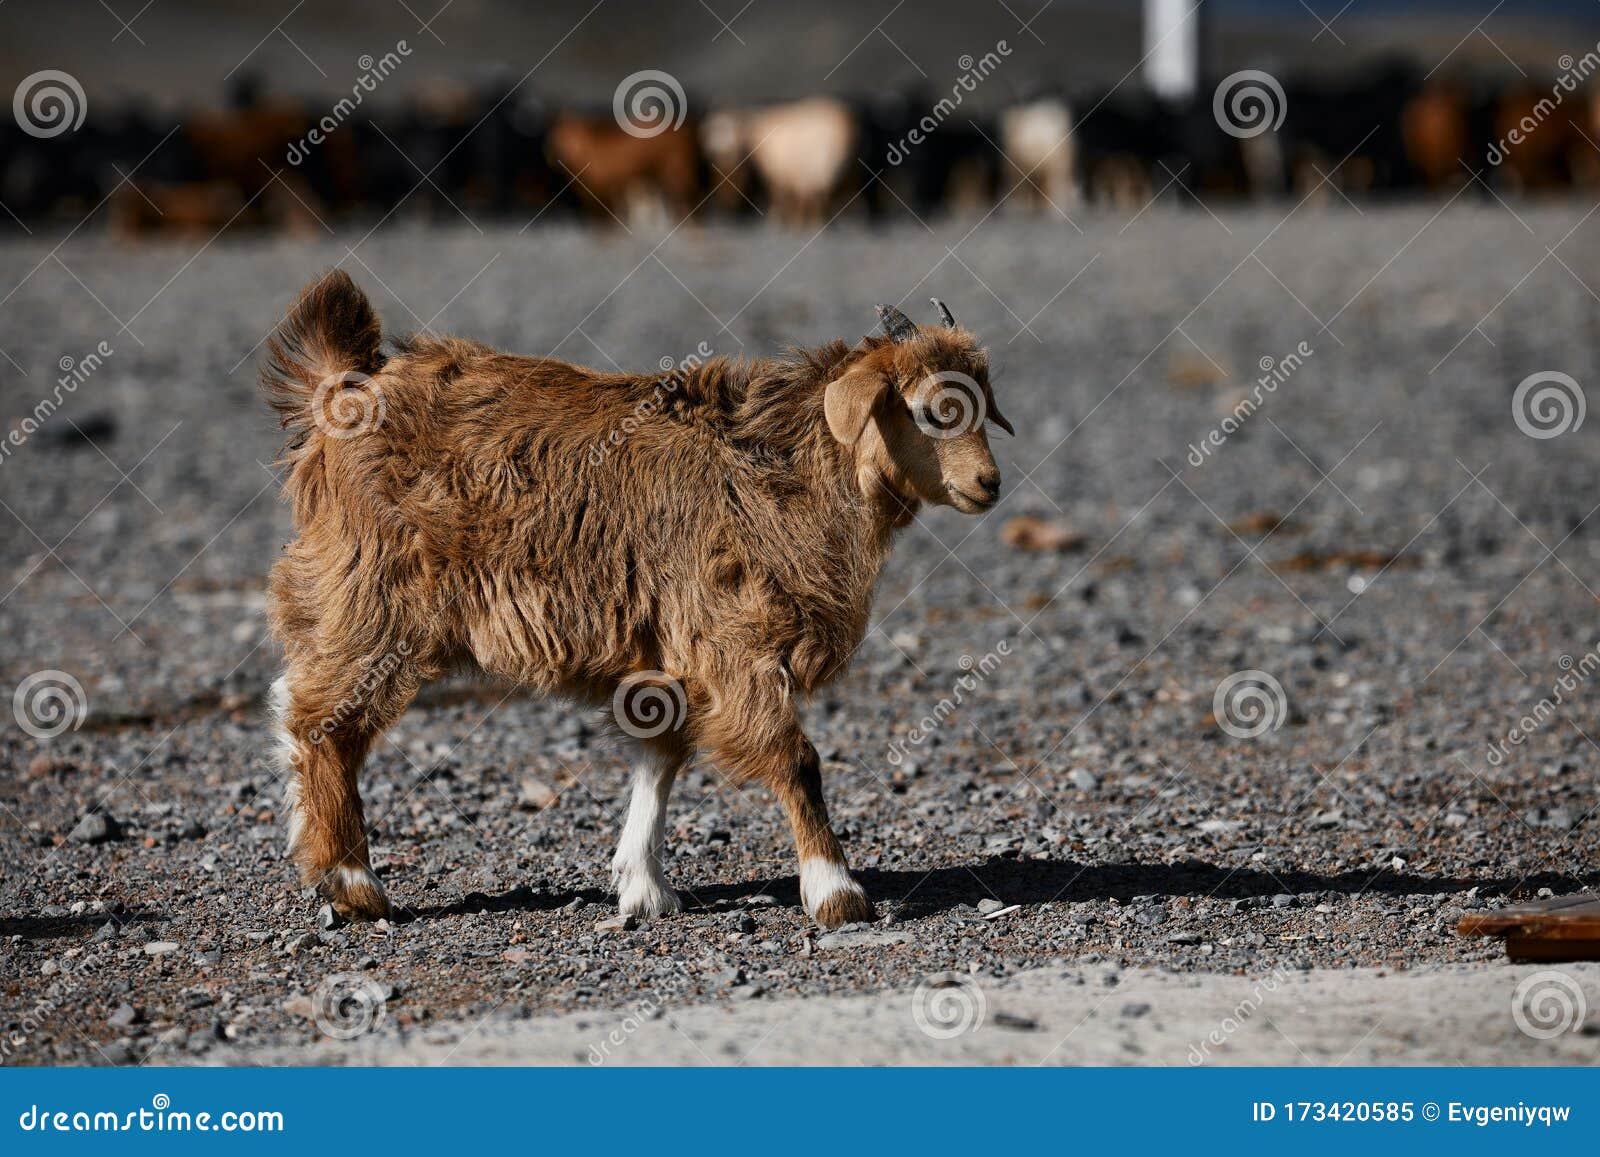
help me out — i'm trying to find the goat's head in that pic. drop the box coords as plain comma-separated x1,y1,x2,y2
824,300,1013,514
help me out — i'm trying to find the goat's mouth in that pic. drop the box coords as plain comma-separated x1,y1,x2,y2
946,483,998,512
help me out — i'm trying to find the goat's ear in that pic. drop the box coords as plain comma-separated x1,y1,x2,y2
823,370,891,445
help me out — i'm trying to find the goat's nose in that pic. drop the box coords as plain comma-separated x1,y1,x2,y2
976,469,1001,496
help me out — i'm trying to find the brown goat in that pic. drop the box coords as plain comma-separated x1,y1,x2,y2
545,115,702,224
261,273,1011,927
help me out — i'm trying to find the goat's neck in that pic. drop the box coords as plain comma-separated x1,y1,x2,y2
736,345,916,573
809,419,918,568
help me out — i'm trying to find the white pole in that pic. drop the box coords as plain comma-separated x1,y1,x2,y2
1144,0,1202,101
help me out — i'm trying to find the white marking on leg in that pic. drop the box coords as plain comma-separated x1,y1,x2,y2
270,675,307,857
800,857,866,918
269,675,294,765
611,748,680,917
335,864,386,900
316,863,390,918
282,778,305,858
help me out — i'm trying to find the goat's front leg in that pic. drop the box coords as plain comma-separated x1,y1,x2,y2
781,739,875,926
611,738,685,918
700,682,875,928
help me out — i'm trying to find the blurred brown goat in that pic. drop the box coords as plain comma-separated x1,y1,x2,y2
115,104,329,236
545,114,701,224
262,273,1013,927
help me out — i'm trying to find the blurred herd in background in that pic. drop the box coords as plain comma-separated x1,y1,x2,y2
6,58,1600,234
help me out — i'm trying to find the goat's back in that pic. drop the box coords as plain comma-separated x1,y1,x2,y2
302,338,764,687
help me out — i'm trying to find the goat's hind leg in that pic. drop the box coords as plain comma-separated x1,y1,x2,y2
611,736,686,918
272,658,417,919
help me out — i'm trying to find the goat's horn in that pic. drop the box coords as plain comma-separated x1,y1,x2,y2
931,298,956,328
875,303,919,344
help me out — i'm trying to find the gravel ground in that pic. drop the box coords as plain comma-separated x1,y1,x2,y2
4,205,1600,1066
233,962,1600,1067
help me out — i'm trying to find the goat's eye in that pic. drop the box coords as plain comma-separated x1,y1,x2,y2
907,401,950,433
917,389,976,432
910,374,985,438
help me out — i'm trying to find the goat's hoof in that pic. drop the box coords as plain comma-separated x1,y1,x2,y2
615,871,682,918
316,864,392,921
812,888,876,929
802,861,874,927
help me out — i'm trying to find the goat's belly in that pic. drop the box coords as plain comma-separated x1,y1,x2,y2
452,568,656,690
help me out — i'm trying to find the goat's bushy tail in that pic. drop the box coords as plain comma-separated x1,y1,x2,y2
261,270,385,450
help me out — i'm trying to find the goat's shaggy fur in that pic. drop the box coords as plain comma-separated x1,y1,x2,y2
262,271,1007,926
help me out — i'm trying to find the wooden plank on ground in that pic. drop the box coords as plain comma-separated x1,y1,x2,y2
1456,894,1600,962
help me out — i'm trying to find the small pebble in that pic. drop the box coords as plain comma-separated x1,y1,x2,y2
69,813,119,845
518,777,560,810
992,1011,1038,1031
